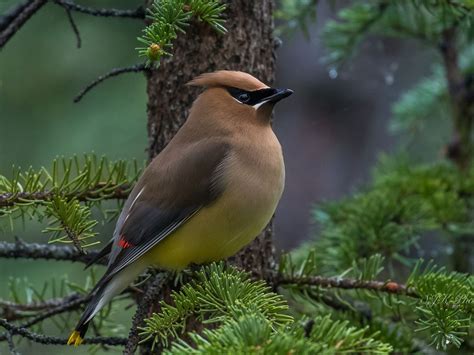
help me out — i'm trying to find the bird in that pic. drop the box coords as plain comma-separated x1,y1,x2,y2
67,70,293,346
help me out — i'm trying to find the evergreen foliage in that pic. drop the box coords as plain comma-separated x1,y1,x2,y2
137,0,226,66
321,0,474,68
141,263,392,354
0,154,141,246
168,314,392,354
311,160,474,273
139,263,292,349
279,251,473,352
275,0,319,36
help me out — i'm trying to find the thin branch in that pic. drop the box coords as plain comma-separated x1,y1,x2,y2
17,295,89,329
74,64,148,103
52,0,146,19
0,239,103,265
62,225,85,255
0,0,47,49
124,273,168,355
5,331,19,355
0,294,90,342
277,276,418,298
1,293,83,314
0,1,31,32
64,8,81,48
0,318,127,346
0,182,131,208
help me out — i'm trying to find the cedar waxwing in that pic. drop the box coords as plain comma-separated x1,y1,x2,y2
68,70,293,346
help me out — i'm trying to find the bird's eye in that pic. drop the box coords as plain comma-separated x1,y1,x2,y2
238,93,250,103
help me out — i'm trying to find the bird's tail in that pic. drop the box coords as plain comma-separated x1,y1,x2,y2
68,261,147,346
67,280,109,346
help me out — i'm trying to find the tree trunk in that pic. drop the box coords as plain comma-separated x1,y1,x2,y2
145,0,277,278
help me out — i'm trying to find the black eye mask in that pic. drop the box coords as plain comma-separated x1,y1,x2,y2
227,87,278,106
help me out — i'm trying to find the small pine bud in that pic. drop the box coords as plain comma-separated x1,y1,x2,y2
385,282,399,292
147,43,161,61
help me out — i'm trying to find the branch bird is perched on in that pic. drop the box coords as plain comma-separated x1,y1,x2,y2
68,70,293,346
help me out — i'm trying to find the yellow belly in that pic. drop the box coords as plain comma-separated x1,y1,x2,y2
145,131,285,270
144,188,279,270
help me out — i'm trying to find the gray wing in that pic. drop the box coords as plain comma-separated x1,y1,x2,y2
98,139,230,281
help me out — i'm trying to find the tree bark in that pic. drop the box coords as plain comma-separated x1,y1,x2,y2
145,0,277,278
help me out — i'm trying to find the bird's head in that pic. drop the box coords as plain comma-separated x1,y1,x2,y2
187,70,293,124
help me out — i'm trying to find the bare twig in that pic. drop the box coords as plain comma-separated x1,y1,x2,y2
124,273,168,355
0,318,127,346
64,8,81,48
0,239,103,265
52,0,146,19
1,293,83,314
18,295,90,329
0,294,90,342
0,1,31,32
5,331,19,355
0,182,132,208
277,275,418,298
74,64,148,103
0,0,47,49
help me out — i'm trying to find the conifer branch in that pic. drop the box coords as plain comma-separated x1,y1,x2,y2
73,64,149,103
137,0,227,66
52,0,146,19
0,182,131,208
0,318,127,346
0,239,103,265
125,273,168,354
0,0,47,49
277,275,418,297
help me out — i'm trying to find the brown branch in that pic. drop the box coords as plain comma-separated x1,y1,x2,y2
0,239,104,265
277,275,418,298
0,318,127,346
0,0,47,49
52,0,146,19
74,64,149,103
124,273,168,355
0,182,131,208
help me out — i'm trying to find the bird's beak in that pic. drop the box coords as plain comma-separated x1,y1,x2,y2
265,88,294,103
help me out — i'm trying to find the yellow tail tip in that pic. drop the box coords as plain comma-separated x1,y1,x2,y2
67,330,83,346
